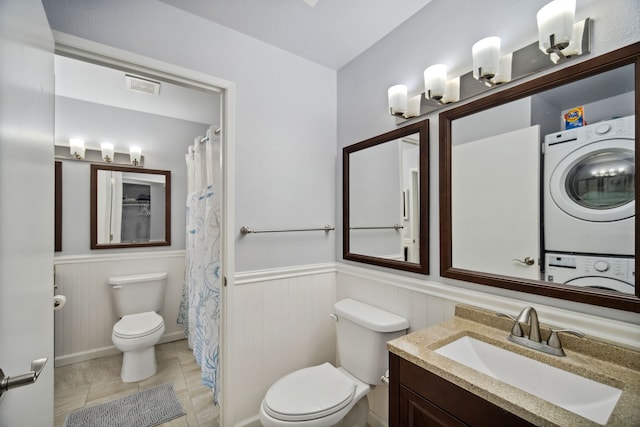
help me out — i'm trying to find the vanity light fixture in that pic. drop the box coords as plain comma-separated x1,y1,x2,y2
100,142,114,163
472,37,501,85
388,85,408,116
389,4,590,124
129,146,142,166
424,64,447,101
537,0,576,60
69,138,85,160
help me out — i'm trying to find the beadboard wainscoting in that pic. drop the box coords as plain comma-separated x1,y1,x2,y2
227,264,337,425
53,251,187,366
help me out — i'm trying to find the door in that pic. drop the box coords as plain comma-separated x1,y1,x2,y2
452,125,540,280
0,0,55,426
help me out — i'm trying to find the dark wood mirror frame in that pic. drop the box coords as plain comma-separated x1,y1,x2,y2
90,164,171,249
440,42,640,312
55,161,62,252
344,119,429,274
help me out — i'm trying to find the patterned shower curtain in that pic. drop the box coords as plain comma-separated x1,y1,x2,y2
177,126,222,405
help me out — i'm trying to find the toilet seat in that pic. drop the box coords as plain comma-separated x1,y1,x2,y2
263,363,356,422
113,311,164,339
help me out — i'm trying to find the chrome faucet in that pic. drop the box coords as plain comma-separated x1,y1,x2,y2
497,306,584,357
515,306,541,343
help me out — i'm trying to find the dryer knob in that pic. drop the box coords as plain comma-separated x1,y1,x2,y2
594,260,610,272
595,124,611,134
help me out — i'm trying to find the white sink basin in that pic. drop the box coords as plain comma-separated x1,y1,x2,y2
435,336,622,425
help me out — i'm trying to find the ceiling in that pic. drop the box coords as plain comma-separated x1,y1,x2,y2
158,0,434,69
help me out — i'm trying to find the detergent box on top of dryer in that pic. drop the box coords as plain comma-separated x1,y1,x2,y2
563,106,586,129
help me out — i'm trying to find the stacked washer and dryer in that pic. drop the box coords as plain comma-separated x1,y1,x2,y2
542,115,636,294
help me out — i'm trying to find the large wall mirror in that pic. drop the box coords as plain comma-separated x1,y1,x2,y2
91,164,171,249
440,42,639,312
344,119,428,274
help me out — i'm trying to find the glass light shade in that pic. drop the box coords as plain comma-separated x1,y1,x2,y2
424,64,447,100
441,77,460,104
404,95,422,118
129,146,142,165
69,138,85,160
537,0,576,54
388,85,408,115
492,53,513,85
100,142,114,162
472,37,501,80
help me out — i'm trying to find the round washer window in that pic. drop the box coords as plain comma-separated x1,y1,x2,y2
565,149,635,210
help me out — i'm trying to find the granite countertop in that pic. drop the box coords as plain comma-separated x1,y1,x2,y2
387,305,640,426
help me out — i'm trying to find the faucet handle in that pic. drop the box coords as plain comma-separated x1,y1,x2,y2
496,312,523,337
547,328,585,349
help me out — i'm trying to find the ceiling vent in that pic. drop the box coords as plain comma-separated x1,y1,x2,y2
125,74,161,95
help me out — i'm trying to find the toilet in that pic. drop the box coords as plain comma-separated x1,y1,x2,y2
108,272,167,382
259,298,409,427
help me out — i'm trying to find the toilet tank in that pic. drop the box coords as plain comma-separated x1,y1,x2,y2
333,299,409,385
108,272,168,317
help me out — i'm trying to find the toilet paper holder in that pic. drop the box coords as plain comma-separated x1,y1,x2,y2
53,295,66,311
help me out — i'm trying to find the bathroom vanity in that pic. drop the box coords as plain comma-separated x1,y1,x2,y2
389,352,532,426
387,305,640,426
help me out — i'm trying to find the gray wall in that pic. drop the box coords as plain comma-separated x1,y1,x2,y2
44,0,337,272
56,96,209,255
337,0,640,323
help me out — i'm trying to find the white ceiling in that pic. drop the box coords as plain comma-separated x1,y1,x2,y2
55,55,219,124
158,0,434,69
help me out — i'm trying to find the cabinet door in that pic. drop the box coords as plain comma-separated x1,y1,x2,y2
400,386,467,427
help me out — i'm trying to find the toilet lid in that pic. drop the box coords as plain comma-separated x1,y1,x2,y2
113,311,163,338
263,363,356,421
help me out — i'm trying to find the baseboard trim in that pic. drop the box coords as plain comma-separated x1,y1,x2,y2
54,331,187,367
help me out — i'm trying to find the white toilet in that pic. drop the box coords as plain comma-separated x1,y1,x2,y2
108,272,167,382
259,298,409,427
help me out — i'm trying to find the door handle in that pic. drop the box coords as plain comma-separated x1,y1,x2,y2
0,358,48,397
512,257,535,266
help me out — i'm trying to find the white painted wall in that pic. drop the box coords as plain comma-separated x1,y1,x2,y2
43,0,337,272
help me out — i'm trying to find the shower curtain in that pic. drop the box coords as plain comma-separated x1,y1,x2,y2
178,126,222,404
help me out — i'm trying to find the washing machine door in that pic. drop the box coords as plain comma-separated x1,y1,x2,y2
549,139,635,222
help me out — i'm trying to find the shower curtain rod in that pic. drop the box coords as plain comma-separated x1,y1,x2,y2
240,225,335,235
200,127,221,143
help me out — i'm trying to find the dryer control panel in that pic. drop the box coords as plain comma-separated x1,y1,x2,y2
545,253,635,284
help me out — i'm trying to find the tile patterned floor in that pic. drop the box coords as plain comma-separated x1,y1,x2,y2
54,339,220,427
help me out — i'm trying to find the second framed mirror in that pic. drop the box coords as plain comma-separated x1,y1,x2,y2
91,164,171,249
343,119,429,274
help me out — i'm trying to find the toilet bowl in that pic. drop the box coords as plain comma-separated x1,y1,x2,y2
259,299,409,427
108,272,167,382
259,364,370,427
111,311,165,382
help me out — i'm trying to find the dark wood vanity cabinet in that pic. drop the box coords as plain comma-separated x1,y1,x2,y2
389,352,535,427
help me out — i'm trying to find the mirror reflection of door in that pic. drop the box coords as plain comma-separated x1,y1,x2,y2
452,125,540,280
